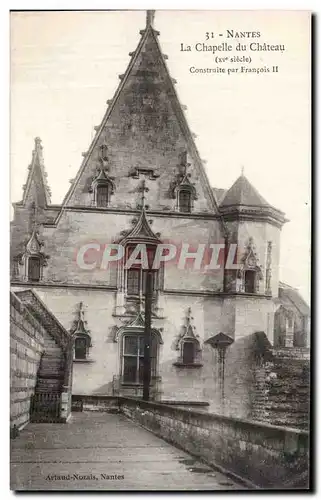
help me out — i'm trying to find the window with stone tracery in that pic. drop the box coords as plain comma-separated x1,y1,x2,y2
125,245,158,298
122,332,158,384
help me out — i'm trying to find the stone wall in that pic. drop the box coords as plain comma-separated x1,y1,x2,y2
10,292,45,429
202,332,310,429
251,348,310,430
119,397,309,489
71,394,120,413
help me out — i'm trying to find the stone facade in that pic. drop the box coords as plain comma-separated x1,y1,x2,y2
10,13,310,425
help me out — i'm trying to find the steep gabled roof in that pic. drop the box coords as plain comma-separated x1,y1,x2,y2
56,11,224,229
22,137,51,207
220,174,270,208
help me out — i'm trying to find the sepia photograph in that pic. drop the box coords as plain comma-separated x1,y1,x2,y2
10,9,311,491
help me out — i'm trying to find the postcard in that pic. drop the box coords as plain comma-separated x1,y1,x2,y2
10,9,311,491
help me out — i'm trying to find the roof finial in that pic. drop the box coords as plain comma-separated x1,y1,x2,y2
186,307,192,325
241,165,245,176
33,137,43,163
78,301,84,319
35,137,42,149
146,10,155,28
139,179,149,210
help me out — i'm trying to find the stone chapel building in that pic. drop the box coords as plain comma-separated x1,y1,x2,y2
10,12,310,423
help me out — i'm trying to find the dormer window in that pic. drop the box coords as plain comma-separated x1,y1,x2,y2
178,189,192,213
172,152,197,213
96,185,109,207
90,169,115,208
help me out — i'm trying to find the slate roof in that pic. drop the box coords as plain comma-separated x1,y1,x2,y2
57,10,221,218
220,174,270,208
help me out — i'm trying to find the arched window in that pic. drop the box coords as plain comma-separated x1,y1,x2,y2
17,229,47,283
178,189,192,213
182,341,196,364
244,270,256,293
237,238,263,294
96,185,109,208
28,256,41,282
90,169,115,208
71,302,92,362
74,337,87,360
174,337,202,367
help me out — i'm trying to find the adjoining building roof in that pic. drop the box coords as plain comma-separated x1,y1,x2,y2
220,174,270,208
278,282,310,316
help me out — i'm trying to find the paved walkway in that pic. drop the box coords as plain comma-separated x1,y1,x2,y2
11,412,245,491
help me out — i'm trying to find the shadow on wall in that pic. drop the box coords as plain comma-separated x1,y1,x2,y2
92,380,114,395
205,331,273,420
158,356,206,402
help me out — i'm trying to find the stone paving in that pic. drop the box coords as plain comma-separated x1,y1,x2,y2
10,412,246,491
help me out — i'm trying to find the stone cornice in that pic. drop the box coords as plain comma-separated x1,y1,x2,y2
11,281,275,300
220,205,288,228
42,206,220,227
11,281,118,292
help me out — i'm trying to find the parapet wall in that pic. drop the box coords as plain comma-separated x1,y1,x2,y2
118,397,309,489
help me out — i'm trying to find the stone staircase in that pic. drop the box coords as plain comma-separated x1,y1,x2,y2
30,338,65,422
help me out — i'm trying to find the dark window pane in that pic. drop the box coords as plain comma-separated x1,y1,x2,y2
182,342,195,364
244,270,256,293
96,185,109,207
28,257,40,282
138,357,144,384
127,268,140,296
150,336,157,359
179,190,192,213
142,271,157,295
138,336,145,356
124,336,138,355
75,337,87,359
123,356,137,383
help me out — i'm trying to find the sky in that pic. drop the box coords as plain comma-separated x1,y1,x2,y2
10,10,311,302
